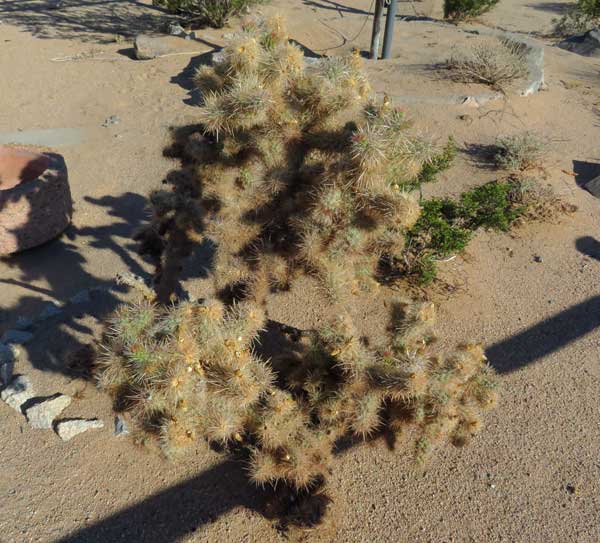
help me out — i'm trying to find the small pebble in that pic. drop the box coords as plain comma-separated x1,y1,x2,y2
565,483,576,495
114,415,129,436
101,115,121,128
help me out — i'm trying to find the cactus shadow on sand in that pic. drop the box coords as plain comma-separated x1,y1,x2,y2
0,191,154,377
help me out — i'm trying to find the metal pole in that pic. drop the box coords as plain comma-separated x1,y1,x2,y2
369,0,385,60
382,0,398,60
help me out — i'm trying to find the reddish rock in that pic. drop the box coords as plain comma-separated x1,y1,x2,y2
0,145,72,255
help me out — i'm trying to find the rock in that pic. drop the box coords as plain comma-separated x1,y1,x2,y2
1,329,33,345
134,35,175,60
0,343,18,386
114,415,129,436
101,116,120,128
557,29,600,58
458,114,473,124
70,289,91,304
39,302,63,320
533,255,543,263
1,375,34,411
0,147,72,255
15,317,34,331
583,175,600,198
56,418,104,441
166,22,186,37
25,394,72,429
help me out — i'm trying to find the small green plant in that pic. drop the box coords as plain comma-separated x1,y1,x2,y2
153,0,267,28
447,39,528,90
416,137,458,184
444,0,499,20
494,132,545,171
403,181,525,284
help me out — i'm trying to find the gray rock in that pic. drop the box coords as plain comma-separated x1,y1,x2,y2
25,394,72,429
166,22,186,37
134,35,175,60
1,330,33,345
15,317,34,331
56,418,104,441
70,289,92,304
114,415,129,436
39,302,63,320
583,175,600,198
1,375,34,411
0,343,19,386
558,29,600,58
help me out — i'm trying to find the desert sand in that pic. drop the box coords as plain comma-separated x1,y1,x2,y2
0,1,599,542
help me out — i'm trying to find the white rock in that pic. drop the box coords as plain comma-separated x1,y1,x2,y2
56,419,104,441
1,375,34,411
25,394,72,429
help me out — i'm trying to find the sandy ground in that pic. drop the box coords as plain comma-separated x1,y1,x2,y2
1,1,600,542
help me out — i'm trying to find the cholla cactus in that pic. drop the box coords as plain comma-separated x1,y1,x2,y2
98,297,274,458
99,292,497,491
105,15,498,528
142,16,433,304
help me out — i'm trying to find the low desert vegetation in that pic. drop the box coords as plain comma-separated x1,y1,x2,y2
554,0,600,35
494,132,545,171
153,0,267,28
444,0,499,20
447,38,528,90
401,180,525,284
99,16,499,530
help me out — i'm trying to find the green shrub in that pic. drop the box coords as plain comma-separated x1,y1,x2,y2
554,0,600,35
404,181,525,284
494,132,545,171
444,0,499,20
153,0,267,28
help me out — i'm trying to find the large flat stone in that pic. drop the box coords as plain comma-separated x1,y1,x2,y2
134,35,176,60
